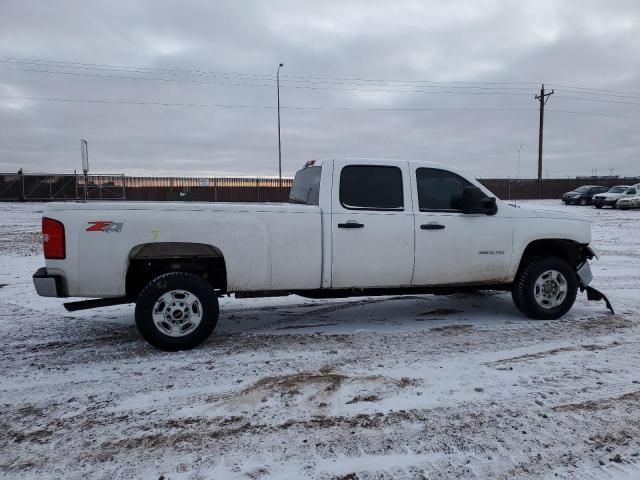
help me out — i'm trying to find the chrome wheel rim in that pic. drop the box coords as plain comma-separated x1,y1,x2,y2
152,289,203,337
534,270,568,309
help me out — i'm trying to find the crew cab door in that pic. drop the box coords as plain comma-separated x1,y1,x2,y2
411,167,512,285
330,161,414,288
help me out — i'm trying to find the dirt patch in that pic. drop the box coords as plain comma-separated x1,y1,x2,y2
5,428,54,445
579,315,633,332
249,370,348,394
230,364,361,400
346,394,380,404
276,323,338,330
553,390,640,412
430,324,473,333
0,230,42,256
489,343,619,365
589,430,634,449
398,377,420,388
420,308,463,316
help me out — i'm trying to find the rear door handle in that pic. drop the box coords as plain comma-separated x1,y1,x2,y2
338,221,364,229
421,223,445,230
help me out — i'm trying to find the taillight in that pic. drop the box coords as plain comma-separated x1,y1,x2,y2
43,217,65,259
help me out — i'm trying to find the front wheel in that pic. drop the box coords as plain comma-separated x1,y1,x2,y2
595,204,602,209
512,256,578,320
135,272,219,351
580,198,587,206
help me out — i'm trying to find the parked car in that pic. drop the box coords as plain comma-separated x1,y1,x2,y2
562,185,609,205
33,158,613,350
592,185,636,209
616,188,640,210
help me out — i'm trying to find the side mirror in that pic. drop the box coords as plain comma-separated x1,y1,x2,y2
462,186,498,215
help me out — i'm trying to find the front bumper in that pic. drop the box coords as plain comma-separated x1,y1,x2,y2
576,254,615,314
33,267,67,297
576,261,593,286
594,198,618,207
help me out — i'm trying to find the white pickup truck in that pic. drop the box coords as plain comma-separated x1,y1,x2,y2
33,159,613,350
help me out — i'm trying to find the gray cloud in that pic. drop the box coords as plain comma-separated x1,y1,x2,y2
0,0,639,179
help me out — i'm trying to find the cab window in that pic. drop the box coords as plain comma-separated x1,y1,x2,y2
416,168,472,211
289,166,321,205
339,165,403,210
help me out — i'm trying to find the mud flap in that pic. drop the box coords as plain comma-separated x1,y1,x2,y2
585,286,615,314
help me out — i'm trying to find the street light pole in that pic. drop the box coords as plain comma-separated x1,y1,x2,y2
277,63,284,192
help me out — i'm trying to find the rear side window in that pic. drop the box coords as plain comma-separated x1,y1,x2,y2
339,165,403,210
289,166,322,205
416,167,472,211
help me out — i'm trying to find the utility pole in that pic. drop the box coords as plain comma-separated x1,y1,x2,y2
535,84,554,199
276,63,284,192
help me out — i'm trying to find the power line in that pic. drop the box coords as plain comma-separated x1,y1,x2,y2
546,108,640,120
554,94,640,108
0,66,536,96
5,56,640,101
3,94,640,119
553,87,640,101
0,60,537,93
0,94,539,111
0,55,540,86
0,59,536,91
548,83,640,99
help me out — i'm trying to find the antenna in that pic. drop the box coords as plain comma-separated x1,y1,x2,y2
514,142,523,206
81,139,89,201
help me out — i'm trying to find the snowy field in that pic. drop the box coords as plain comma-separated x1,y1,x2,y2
1,200,640,480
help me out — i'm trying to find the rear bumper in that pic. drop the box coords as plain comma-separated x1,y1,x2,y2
33,267,67,297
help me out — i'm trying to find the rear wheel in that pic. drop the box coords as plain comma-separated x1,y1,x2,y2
512,256,578,320
135,272,219,351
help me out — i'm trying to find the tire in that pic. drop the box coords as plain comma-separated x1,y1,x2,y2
135,272,219,351
512,256,578,320
595,204,602,209
580,198,587,206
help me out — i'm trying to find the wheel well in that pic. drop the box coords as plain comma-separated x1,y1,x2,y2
517,239,584,274
125,242,227,298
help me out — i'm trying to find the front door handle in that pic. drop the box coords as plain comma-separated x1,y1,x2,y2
421,223,445,230
338,221,364,229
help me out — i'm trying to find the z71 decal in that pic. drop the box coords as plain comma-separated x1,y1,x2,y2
86,221,123,233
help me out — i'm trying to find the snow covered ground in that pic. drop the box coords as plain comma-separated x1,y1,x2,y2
1,200,640,479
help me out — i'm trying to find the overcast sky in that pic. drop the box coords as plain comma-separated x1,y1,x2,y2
1,0,639,179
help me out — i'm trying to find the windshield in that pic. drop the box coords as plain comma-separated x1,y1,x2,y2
575,186,592,193
608,187,626,194
289,166,321,205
